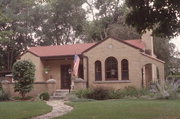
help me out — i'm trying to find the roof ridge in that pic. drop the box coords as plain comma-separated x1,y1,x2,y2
29,42,96,49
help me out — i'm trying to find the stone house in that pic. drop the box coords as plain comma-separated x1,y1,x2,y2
17,31,164,95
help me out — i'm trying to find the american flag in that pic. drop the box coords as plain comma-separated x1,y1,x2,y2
73,55,80,77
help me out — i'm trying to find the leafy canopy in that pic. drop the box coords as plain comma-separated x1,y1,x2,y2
125,0,180,38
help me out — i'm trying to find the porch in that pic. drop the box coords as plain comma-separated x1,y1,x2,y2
40,56,85,90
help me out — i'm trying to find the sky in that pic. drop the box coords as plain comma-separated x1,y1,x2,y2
171,35,180,51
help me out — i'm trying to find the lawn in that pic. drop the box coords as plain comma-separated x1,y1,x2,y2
56,99,180,119
0,101,52,119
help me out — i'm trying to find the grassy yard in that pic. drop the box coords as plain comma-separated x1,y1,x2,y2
0,101,52,119
56,99,180,119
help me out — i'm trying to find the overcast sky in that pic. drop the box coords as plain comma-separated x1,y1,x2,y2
171,35,180,51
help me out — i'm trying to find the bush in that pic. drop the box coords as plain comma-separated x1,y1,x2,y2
75,89,92,99
150,79,180,99
76,87,149,100
12,60,35,99
108,89,124,99
40,92,50,101
123,86,139,97
0,90,9,101
88,87,110,100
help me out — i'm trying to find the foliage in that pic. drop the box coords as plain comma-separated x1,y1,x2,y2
39,92,50,101
125,0,180,38
66,93,94,102
75,89,93,99
153,37,177,76
0,89,9,101
88,87,110,100
84,0,141,42
150,79,180,99
108,87,149,99
76,87,149,100
37,0,86,45
12,60,35,99
0,0,38,72
108,89,124,99
0,101,52,119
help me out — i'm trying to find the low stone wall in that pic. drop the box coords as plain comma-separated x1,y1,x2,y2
2,82,56,97
74,79,87,90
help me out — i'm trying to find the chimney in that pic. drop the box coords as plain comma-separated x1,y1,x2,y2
141,30,154,56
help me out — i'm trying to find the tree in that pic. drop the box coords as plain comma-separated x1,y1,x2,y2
12,60,35,99
125,0,180,38
36,0,86,45
83,0,141,42
153,37,176,76
0,0,38,72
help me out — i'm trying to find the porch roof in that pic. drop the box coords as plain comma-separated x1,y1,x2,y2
28,43,96,57
27,39,145,57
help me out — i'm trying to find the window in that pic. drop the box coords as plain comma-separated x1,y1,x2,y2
105,57,118,80
121,59,129,80
95,61,102,81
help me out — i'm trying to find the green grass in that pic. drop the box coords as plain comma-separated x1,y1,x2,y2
0,101,52,119
56,100,180,119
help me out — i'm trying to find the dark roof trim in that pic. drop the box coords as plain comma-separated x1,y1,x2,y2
82,36,144,54
40,54,83,60
28,50,40,57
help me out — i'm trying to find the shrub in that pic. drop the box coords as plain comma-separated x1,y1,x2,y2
123,86,139,97
0,90,9,101
12,60,35,99
75,89,92,98
76,87,149,100
108,89,124,99
40,92,50,101
88,87,110,100
150,79,180,99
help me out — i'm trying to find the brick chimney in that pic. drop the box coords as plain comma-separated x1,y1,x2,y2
141,30,154,56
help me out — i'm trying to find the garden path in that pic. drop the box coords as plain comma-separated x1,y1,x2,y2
30,100,73,119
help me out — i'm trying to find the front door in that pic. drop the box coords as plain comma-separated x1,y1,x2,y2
61,65,71,89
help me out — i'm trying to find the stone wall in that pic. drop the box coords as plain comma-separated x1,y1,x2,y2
2,82,56,97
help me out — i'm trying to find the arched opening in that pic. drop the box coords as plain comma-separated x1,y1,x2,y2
105,57,118,80
95,60,102,81
141,63,160,87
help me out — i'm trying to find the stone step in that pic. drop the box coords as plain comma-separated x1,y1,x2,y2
51,89,70,100
55,89,69,93
53,93,68,97
51,96,65,100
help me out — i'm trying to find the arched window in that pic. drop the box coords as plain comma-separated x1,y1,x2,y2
121,59,129,80
95,61,102,81
105,57,118,80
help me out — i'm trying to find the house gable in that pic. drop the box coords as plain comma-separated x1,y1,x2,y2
83,37,142,58
82,36,144,54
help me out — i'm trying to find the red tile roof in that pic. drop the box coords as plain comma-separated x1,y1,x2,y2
28,43,96,57
28,39,145,57
124,39,145,50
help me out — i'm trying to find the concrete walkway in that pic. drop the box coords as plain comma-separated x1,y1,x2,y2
30,100,73,119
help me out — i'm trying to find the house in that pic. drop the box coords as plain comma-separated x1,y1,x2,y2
18,31,164,94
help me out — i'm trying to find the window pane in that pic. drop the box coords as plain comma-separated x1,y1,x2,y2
121,59,129,80
105,57,118,80
95,61,102,81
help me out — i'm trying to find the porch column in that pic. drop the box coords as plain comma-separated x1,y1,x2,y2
102,59,105,81
83,57,88,81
